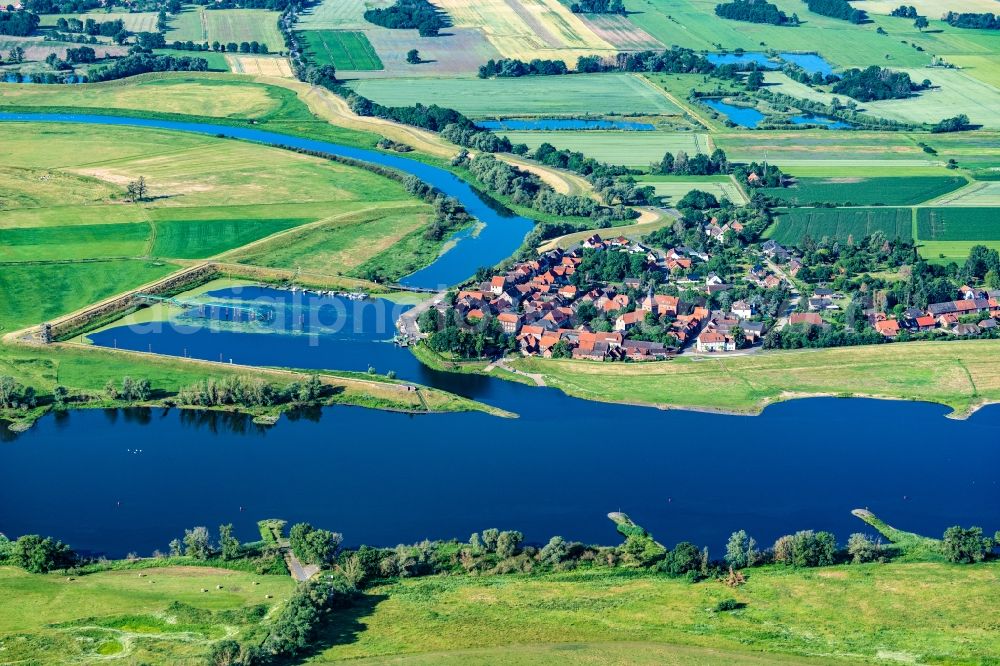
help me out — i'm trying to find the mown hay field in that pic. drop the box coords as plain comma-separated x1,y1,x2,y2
350,73,678,117
0,75,288,119
166,7,283,50
435,0,616,63
765,176,967,206
299,30,383,70
863,69,1000,129
931,182,1000,207
636,176,747,206
497,130,705,166
767,208,913,245
224,54,294,77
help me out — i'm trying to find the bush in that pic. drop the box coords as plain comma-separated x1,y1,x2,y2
942,526,990,563
10,534,76,573
714,598,743,611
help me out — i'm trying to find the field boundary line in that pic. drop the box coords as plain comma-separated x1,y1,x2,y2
635,74,713,129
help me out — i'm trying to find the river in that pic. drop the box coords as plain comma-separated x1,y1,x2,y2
2,287,998,558
0,113,536,289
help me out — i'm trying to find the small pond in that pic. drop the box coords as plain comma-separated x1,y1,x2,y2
705,52,835,76
703,99,765,128
790,113,853,129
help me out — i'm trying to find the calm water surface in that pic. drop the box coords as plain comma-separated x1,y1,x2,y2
703,100,766,128
705,52,835,76
3,288,998,557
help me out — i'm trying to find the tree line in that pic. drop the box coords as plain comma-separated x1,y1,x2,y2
943,11,999,30
477,57,568,78
570,0,626,14
87,51,208,82
0,10,40,36
831,65,926,102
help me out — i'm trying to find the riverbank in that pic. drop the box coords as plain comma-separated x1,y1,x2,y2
505,340,1000,418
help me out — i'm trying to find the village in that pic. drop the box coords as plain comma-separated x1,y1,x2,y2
420,228,1000,363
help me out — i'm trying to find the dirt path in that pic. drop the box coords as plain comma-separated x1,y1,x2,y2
491,357,546,386
537,207,676,252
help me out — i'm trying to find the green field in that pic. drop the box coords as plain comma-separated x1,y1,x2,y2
350,73,681,118
932,181,1000,206
862,68,1000,129
497,131,708,166
152,48,231,71
513,339,1000,416
765,177,966,206
38,11,160,32
767,208,913,245
151,218,312,258
0,223,150,262
166,6,284,50
917,207,1000,241
318,563,1000,664
635,176,747,206
300,30,383,71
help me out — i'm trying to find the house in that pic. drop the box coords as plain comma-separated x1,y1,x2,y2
696,329,733,352
808,297,833,311
789,312,823,327
623,340,671,360
558,284,578,300
737,320,765,342
639,293,679,317
497,312,522,334
874,319,900,338
952,323,981,336
914,315,936,332
747,172,761,185
615,310,646,332
979,318,997,330
489,276,507,295
731,299,753,319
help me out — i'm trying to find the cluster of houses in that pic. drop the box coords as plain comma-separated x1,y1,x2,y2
872,286,1000,338
445,235,775,361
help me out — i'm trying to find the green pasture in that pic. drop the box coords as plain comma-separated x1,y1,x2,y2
765,176,966,206
0,260,177,332
916,207,1000,241
165,7,283,50
299,30,383,71
349,74,681,117
918,240,1000,264
862,69,1000,129
0,223,150,262
318,563,1000,664
766,208,913,245
152,48,231,71
297,0,370,30
497,131,708,167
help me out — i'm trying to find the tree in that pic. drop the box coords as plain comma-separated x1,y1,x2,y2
11,535,75,573
846,533,881,563
725,530,759,568
183,526,212,559
662,541,701,576
219,524,240,560
942,526,989,563
126,176,148,202
168,538,182,557
481,528,500,552
53,385,69,406
406,48,420,64
0,375,21,408
913,15,928,30
339,554,365,589
496,530,523,558
289,523,343,565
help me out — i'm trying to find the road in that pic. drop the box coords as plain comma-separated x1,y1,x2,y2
766,259,801,332
396,291,446,341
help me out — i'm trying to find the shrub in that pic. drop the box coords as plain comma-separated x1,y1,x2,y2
942,526,990,563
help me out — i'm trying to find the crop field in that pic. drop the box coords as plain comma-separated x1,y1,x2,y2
300,30,383,71
350,73,679,117
636,176,748,205
854,0,999,15
917,207,1000,241
947,54,1000,90
224,54,294,77
435,0,617,64
767,208,913,245
931,182,1000,207
0,76,289,119
497,131,706,166
575,14,664,50
297,0,375,29
0,223,150,262
166,7,283,50
765,176,967,206
863,69,1000,129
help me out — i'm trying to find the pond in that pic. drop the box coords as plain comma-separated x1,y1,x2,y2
0,113,536,290
702,99,765,128
477,118,655,131
705,52,835,76
4,287,998,558
790,113,853,129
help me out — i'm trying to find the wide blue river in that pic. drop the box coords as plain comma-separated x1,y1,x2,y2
1,287,998,558
0,112,536,289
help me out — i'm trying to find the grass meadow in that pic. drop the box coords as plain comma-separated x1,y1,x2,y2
862,69,1000,129
515,338,1000,415
350,74,680,117
767,208,913,245
0,565,293,663
497,131,706,166
318,564,1000,664
153,48,230,71
635,176,747,205
300,30,383,70
765,176,966,206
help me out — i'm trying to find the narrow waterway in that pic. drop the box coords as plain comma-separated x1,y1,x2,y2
3,287,997,558
0,113,536,289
